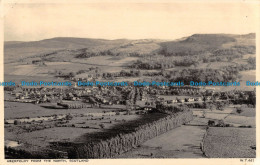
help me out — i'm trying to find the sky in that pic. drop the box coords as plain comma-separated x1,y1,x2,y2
3,2,259,41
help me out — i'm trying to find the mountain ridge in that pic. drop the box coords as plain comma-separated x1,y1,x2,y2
4,33,255,63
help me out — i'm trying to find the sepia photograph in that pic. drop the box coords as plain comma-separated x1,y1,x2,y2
1,0,259,162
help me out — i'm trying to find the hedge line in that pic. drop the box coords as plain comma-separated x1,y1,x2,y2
5,111,193,159
57,102,87,109
68,110,193,158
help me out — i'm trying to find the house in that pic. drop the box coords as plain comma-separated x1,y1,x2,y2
101,99,108,104
204,96,212,101
194,97,202,101
242,94,249,100
112,100,120,104
185,98,194,102
19,95,25,100
177,99,185,103
4,119,15,124
143,106,153,111
208,120,215,126
167,100,173,104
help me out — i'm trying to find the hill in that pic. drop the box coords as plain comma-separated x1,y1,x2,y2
4,37,131,63
4,37,163,63
4,33,255,64
4,33,255,83
159,33,255,56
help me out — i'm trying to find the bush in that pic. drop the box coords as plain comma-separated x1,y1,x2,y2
99,124,105,129
236,108,243,114
14,120,21,125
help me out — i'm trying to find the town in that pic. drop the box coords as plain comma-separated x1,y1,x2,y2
4,77,256,158
4,32,256,159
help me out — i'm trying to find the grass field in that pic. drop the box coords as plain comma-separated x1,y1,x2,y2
207,62,237,69
212,70,255,91
232,107,255,117
117,122,207,158
4,55,140,80
203,127,255,158
192,106,255,127
158,95,193,100
5,112,141,152
243,54,255,59
224,115,255,127
237,70,256,91
70,56,138,67
5,127,102,150
4,74,64,83
4,101,125,119
240,70,256,82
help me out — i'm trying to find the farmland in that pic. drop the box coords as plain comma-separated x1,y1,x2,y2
4,101,126,119
5,112,142,152
117,123,207,158
4,33,256,85
203,127,255,158
117,104,255,158
4,33,256,158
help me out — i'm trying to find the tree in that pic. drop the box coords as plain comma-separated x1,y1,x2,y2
65,114,73,120
14,120,21,125
202,110,206,118
68,72,75,78
99,124,105,129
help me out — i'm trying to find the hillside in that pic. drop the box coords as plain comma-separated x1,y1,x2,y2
4,38,163,63
159,33,255,56
4,37,130,63
4,33,255,64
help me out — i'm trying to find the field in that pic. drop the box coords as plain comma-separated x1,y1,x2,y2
4,33,256,158
232,107,255,117
192,106,255,127
4,74,64,83
117,107,230,158
117,124,207,158
5,107,141,152
4,33,256,81
117,104,256,158
158,95,193,100
213,70,255,92
5,127,103,150
224,115,255,127
4,100,256,158
240,70,256,82
193,107,234,120
4,55,140,81
71,56,139,67
4,101,126,119
237,70,256,91
203,127,255,158
206,62,237,69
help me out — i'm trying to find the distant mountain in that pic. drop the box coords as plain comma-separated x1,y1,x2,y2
159,33,255,56
4,37,162,63
4,37,131,63
4,33,255,63
234,33,255,39
5,41,26,45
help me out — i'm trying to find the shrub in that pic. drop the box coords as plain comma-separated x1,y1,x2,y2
236,108,243,114
99,124,105,129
